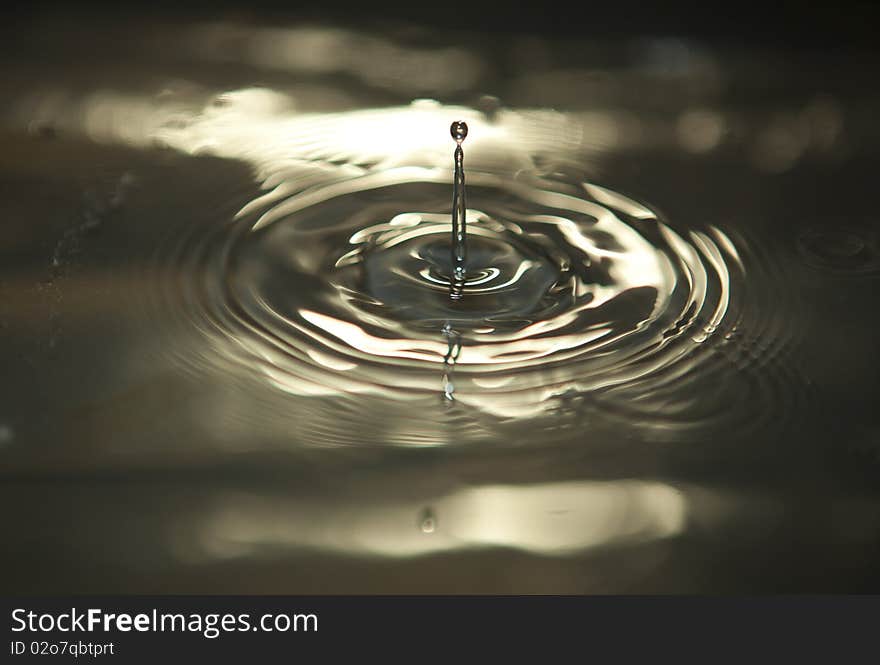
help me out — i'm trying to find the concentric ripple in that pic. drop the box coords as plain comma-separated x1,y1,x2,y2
150,164,764,446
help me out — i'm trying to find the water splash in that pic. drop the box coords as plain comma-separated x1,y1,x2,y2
449,120,468,299
125,96,812,448
151,162,751,445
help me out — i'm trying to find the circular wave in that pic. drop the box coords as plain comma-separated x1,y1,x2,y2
145,165,775,446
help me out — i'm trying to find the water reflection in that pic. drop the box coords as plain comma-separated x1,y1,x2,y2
199,480,686,559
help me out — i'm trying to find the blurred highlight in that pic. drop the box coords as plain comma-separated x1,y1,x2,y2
197,480,687,559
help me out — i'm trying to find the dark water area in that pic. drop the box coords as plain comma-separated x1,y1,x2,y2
1,8,879,593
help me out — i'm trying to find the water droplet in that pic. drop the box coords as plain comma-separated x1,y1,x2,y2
419,507,437,533
450,120,468,143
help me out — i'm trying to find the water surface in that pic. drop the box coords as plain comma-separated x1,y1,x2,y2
1,12,879,592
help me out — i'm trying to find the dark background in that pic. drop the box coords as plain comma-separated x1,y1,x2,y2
8,1,880,48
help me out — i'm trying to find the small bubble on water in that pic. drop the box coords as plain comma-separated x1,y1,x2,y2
419,507,437,534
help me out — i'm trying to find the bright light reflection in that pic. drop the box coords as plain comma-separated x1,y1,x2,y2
198,480,687,559
8,86,607,181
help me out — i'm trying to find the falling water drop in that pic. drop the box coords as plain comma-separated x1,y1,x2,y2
419,507,438,534
450,120,468,143
449,120,468,299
